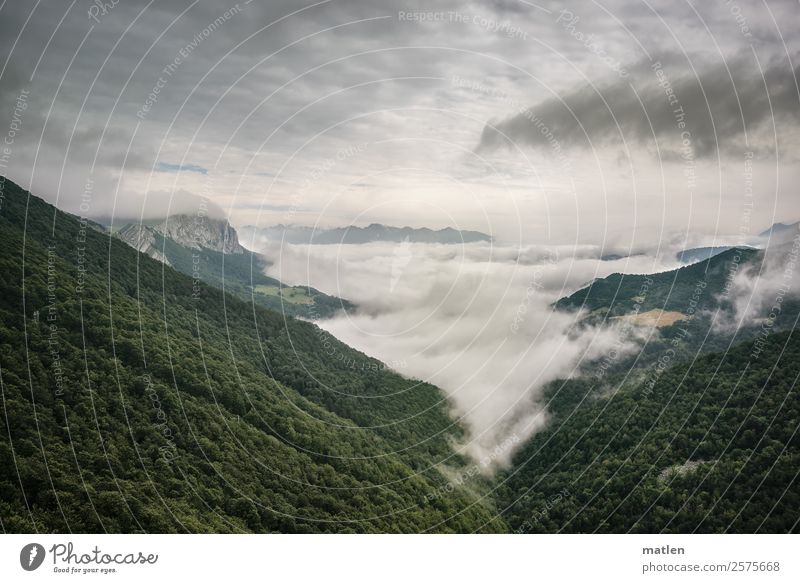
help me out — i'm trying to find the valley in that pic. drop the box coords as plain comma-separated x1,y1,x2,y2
2,179,796,533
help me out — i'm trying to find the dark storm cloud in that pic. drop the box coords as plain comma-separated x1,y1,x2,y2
478,54,800,158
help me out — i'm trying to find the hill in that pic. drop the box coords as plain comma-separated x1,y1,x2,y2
554,246,800,369
497,328,800,533
115,218,350,319
556,247,759,316
0,177,504,533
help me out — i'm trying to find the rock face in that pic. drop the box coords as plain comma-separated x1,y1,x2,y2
116,223,171,265
116,215,245,265
155,214,245,254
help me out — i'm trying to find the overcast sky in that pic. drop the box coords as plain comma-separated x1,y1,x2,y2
1,0,798,248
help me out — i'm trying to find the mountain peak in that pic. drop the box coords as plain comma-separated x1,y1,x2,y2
759,220,800,238
154,214,245,254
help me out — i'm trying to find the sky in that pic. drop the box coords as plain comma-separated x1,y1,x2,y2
1,0,798,249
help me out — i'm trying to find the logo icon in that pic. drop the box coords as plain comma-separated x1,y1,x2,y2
20,543,46,571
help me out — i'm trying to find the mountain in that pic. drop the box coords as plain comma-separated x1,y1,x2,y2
117,215,245,260
115,217,351,319
498,328,800,533
240,223,493,246
116,223,171,264
156,214,245,255
759,220,799,239
555,246,800,370
0,177,504,533
557,247,759,317
675,245,733,264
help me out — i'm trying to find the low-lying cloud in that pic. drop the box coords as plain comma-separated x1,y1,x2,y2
260,240,673,469
715,227,800,332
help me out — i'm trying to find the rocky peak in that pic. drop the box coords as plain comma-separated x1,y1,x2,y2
154,214,245,254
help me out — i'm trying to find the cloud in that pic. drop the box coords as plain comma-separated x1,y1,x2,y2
478,54,800,159
1,0,798,245
714,229,800,332
261,240,668,468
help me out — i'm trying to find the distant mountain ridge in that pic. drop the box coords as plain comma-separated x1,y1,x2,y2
759,220,799,238
240,223,493,245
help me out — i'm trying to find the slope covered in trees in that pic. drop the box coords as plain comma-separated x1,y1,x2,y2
0,178,503,533
497,328,800,533
1,177,796,534
557,246,800,371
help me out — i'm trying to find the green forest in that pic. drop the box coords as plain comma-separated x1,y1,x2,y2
0,178,503,533
0,177,797,533
497,329,800,533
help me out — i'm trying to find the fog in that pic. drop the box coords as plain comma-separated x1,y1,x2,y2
260,239,677,469
715,228,800,332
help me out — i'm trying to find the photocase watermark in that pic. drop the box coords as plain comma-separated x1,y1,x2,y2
515,488,571,533
641,278,708,397
750,226,800,359
738,150,755,244
22,541,158,574
452,75,572,171
74,176,94,295
142,374,179,464
724,0,754,40
425,433,520,502
720,250,745,298
20,543,46,571
283,142,369,223
397,10,528,40
651,61,695,191
556,10,628,78
87,0,119,24
137,4,244,120
44,243,66,399
307,308,408,373
189,198,211,301
48,541,158,574
0,88,30,213
595,276,654,377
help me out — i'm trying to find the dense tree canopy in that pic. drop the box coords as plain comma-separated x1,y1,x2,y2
1,177,797,533
0,178,503,533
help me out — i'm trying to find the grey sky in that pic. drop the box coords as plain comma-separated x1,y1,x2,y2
1,0,798,246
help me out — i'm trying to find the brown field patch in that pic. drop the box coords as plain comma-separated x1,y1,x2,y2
612,309,687,328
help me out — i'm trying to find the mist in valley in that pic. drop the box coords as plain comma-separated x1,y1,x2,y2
257,239,681,468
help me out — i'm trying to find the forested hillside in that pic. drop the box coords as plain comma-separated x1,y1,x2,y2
556,247,759,316
115,221,352,319
1,177,797,534
496,328,800,533
557,247,800,371
0,178,503,533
